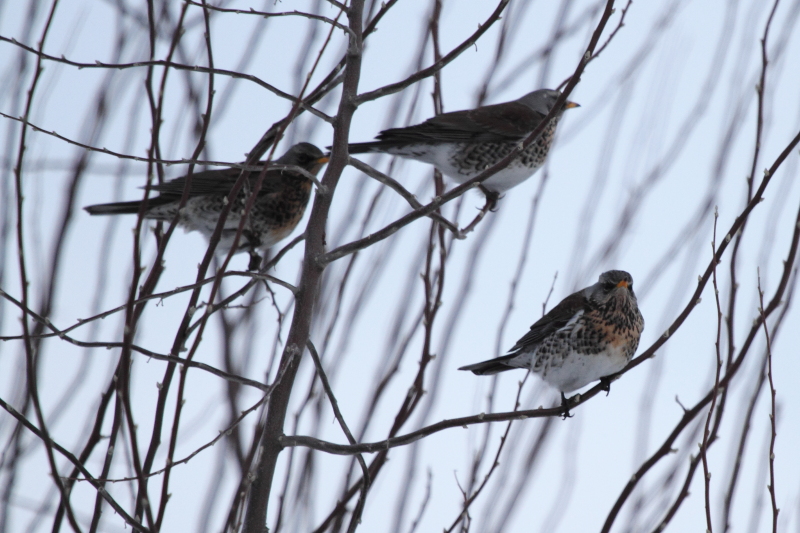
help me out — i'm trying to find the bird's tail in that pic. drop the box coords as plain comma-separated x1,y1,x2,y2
345,141,390,155
84,200,143,216
459,354,518,375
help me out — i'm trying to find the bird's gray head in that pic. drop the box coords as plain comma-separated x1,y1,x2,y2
278,143,329,172
516,89,580,116
586,270,637,306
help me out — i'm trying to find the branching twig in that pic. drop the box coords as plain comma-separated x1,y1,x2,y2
602,187,800,533
0,36,335,122
356,0,511,104
348,156,463,236
185,1,356,38
0,397,149,532
306,341,370,533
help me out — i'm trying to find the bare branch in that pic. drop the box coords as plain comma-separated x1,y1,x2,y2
0,397,149,532
757,272,780,533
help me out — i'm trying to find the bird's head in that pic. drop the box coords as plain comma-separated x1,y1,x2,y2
587,270,637,306
280,143,330,175
517,89,580,116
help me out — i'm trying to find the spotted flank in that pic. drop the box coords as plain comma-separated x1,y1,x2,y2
84,143,329,262
460,270,644,393
346,88,578,194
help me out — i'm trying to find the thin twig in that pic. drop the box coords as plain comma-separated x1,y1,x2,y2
444,374,530,533
11,0,84,530
356,0,511,104
602,189,800,533
557,0,633,90
185,1,356,38
700,206,724,533
0,37,335,122
0,397,149,532
306,340,371,533
757,272,780,533
348,156,463,236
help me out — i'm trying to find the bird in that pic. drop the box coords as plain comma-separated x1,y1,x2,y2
347,89,578,202
84,142,329,270
460,270,644,416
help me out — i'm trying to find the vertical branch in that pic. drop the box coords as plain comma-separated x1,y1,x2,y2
88,392,125,533
383,5,450,524
445,375,530,533
126,3,196,527
153,1,216,528
700,207,723,533
757,272,779,533
0,7,40,530
719,0,781,528
10,0,83,531
241,2,365,532
221,9,345,532
429,0,444,117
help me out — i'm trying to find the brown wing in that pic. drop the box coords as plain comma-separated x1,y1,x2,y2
150,165,287,199
373,101,547,145
507,290,592,353
467,101,548,138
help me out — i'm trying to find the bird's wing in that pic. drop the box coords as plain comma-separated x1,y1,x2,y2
374,101,545,145
507,291,592,353
467,101,547,138
149,166,285,198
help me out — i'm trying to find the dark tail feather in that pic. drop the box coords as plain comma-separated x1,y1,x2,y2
342,142,390,155
459,354,517,376
84,200,143,215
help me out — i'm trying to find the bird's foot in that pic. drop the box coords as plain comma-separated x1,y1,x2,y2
248,251,263,271
478,186,501,212
459,188,501,237
599,376,612,396
560,392,574,420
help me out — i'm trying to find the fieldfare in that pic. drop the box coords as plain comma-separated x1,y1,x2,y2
460,270,644,416
348,89,578,198
85,142,329,269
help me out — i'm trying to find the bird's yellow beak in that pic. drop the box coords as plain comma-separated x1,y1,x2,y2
565,101,580,109
616,280,629,289
317,156,330,164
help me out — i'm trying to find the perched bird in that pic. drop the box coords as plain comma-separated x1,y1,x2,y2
85,143,329,270
348,89,578,199
460,270,644,416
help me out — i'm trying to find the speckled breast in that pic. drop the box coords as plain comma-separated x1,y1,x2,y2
590,298,645,361
248,180,312,245
449,117,559,176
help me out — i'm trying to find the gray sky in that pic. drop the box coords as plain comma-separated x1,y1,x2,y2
1,0,800,532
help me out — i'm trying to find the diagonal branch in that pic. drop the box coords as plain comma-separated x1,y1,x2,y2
0,397,149,532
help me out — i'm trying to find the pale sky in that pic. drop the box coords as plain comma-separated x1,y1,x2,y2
1,1,800,532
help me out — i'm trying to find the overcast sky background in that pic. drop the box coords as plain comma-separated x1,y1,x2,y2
2,0,800,532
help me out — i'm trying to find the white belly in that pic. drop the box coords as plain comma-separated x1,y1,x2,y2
510,344,630,393
384,144,539,193
540,348,630,392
